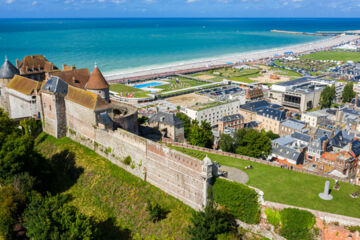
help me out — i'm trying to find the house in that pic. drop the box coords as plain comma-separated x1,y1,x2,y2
218,113,244,134
270,145,305,166
301,111,328,128
279,118,306,137
256,107,287,134
148,112,185,142
16,55,59,81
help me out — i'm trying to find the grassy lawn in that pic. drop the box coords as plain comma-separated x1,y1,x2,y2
171,146,360,219
269,66,302,77
35,134,194,239
300,51,360,62
109,83,150,98
156,77,206,92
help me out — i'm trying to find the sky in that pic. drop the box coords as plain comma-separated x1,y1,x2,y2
1,0,360,18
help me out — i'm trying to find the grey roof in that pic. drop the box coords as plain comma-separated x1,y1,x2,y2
219,113,244,123
272,145,303,163
240,100,270,112
256,107,286,121
149,112,184,126
0,58,19,79
330,130,354,148
42,76,68,96
291,132,311,143
272,136,296,146
275,77,313,87
309,134,328,151
281,119,306,131
351,139,360,157
314,128,332,139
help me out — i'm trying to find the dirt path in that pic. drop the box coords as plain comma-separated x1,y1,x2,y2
219,165,249,184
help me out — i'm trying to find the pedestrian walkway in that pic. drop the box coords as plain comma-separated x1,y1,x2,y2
219,165,249,184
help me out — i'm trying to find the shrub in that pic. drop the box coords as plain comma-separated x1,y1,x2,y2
146,200,168,223
123,156,132,165
212,178,260,224
265,208,281,228
279,208,316,240
346,226,360,233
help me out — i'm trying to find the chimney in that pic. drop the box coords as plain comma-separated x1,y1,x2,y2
16,59,19,68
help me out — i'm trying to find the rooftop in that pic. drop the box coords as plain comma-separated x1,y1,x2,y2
219,113,244,123
281,119,306,131
65,86,110,111
51,68,90,89
18,55,58,75
0,57,19,79
6,75,41,96
256,107,286,121
291,132,311,143
85,65,109,90
148,112,184,126
41,76,68,96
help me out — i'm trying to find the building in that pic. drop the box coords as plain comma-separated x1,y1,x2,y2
218,113,245,134
269,77,335,112
301,111,328,128
51,67,90,89
0,57,19,111
148,112,184,142
270,145,305,166
279,118,306,137
183,100,243,127
245,88,263,100
4,75,41,120
256,107,287,134
16,55,59,81
239,100,282,123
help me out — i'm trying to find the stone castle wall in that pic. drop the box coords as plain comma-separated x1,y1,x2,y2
66,126,207,210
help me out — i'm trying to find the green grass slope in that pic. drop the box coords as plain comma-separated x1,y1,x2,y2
300,51,360,62
35,134,194,240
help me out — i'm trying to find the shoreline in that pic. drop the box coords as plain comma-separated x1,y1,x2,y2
104,34,359,82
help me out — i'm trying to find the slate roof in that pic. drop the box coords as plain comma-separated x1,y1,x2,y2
314,128,332,139
272,145,304,163
291,132,311,143
272,136,296,146
275,77,312,86
65,86,110,111
149,112,184,126
330,130,354,148
309,134,329,151
18,55,58,75
85,65,109,90
41,76,68,96
0,58,19,79
6,75,41,95
51,68,90,89
281,119,306,131
240,100,270,112
256,107,286,121
351,139,360,157
219,113,244,123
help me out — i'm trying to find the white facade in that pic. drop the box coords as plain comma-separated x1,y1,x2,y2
301,111,327,128
6,88,38,119
183,100,244,126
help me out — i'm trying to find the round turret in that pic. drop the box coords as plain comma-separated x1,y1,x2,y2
85,63,110,102
0,57,19,80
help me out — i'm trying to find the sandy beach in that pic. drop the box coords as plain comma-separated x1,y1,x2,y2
104,34,359,83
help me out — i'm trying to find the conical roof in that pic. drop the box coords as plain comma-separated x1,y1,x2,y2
85,64,109,90
0,57,19,79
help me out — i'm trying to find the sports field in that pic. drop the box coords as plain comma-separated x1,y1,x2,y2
109,83,150,98
300,51,360,62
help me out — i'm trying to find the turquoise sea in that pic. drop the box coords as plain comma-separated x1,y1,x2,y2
1,18,360,74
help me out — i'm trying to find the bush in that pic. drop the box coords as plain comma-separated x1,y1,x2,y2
212,178,260,224
264,208,281,228
146,200,168,223
123,156,132,165
279,208,316,240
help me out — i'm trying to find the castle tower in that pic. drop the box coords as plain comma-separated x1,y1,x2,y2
85,63,110,102
0,57,20,110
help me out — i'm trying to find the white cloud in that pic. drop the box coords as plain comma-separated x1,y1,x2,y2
32,1,38,5
5,0,15,4
187,0,199,3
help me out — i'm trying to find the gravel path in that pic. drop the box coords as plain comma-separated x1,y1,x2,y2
219,165,249,184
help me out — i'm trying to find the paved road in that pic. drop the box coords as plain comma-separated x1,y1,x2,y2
219,165,249,184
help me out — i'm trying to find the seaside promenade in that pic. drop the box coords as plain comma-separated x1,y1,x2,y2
105,34,359,83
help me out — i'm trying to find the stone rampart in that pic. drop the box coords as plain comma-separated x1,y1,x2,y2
66,126,207,210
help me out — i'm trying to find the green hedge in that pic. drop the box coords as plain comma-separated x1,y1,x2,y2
264,208,281,228
212,178,260,224
280,208,316,240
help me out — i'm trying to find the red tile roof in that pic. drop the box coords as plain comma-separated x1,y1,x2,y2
85,65,109,90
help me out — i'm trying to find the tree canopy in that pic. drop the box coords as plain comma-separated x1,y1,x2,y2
188,120,214,148
342,82,356,103
219,128,272,158
319,85,336,108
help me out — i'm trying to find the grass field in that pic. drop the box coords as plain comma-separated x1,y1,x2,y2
156,77,206,92
171,146,360,219
300,51,360,62
109,84,150,98
35,134,194,239
269,66,302,78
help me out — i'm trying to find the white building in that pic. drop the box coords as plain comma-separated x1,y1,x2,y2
183,100,244,126
301,111,328,128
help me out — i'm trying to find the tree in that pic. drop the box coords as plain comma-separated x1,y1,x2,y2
188,120,214,148
234,129,272,158
219,134,235,153
319,85,336,108
187,202,237,240
265,130,280,140
342,82,356,103
0,109,18,149
146,200,168,222
24,193,95,240
176,112,191,139
0,185,26,240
